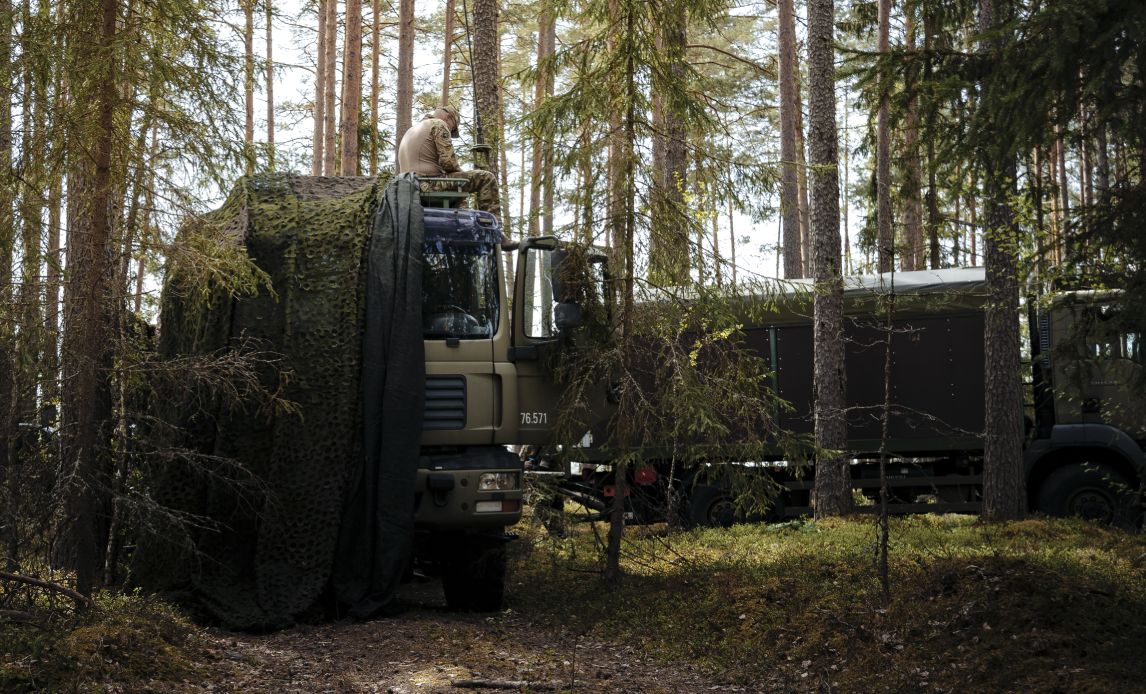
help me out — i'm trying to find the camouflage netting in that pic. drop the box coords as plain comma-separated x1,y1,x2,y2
134,173,424,630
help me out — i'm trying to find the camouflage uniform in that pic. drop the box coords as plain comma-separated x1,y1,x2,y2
396,110,501,217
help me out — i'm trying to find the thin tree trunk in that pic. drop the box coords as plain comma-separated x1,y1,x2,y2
903,10,924,271
369,0,380,174
1055,124,1069,260
340,0,362,174
441,0,454,105
779,0,802,279
660,0,688,282
1,0,18,569
266,0,275,170
924,9,940,269
527,10,550,237
541,14,555,238
323,0,338,175
876,0,893,273
395,0,414,164
728,199,736,285
1095,123,1109,193
795,75,811,273
979,0,1025,522
808,0,850,517
243,0,255,174
313,0,328,174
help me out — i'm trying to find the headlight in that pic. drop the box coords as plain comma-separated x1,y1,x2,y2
478,472,518,491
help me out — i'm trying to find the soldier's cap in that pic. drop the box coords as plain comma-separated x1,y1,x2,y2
432,105,460,138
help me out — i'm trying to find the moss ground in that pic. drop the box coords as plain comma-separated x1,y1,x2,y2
507,513,1146,692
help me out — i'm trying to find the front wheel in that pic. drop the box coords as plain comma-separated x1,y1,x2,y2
441,536,507,612
1036,462,1140,529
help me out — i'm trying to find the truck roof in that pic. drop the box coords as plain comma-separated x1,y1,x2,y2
739,267,990,322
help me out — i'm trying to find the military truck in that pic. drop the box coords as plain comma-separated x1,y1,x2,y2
552,268,1146,528
148,175,582,627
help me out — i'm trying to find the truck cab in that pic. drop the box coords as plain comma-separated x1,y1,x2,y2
412,207,574,609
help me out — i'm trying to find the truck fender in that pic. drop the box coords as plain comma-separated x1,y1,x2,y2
1025,423,1146,486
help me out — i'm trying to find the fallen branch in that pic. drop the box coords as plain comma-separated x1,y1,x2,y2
450,680,557,691
0,571,91,608
0,609,44,625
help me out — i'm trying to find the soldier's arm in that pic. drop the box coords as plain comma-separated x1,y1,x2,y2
432,121,460,173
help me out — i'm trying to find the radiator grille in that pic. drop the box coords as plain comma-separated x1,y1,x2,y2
423,376,466,430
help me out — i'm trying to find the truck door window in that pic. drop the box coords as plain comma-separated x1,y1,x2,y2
422,241,499,339
523,247,556,339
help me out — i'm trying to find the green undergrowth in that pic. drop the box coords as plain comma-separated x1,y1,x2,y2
0,592,212,692
507,514,1146,693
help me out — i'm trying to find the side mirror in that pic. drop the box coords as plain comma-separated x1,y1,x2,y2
554,302,583,331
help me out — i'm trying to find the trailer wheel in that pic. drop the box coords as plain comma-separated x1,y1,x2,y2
687,485,738,528
441,538,506,611
1036,463,1140,529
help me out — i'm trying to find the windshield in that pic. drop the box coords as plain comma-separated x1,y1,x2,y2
422,242,499,339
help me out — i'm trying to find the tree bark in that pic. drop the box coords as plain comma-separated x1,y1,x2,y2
313,0,328,174
528,10,551,237
266,0,275,170
322,0,338,175
660,0,688,282
441,0,454,105
61,0,121,596
340,0,362,174
395,0,414,165
243,0,255,174
472,0,500,178
795,75,811,272
875,0,893,273
369,0,380,173
978,0,1025,522
779,0,802,279
903,10,924,271
0,0,15,571
808,0,850,518
541,15,555,238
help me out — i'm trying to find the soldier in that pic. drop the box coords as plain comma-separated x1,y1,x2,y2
397,105,502,218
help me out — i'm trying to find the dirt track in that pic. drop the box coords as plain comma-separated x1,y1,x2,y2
198,579,749,694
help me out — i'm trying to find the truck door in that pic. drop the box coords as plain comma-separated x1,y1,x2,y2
511,237,565,445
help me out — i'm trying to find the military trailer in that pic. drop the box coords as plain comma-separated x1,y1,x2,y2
555,268,1146,528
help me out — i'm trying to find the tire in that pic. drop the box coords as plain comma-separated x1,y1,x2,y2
441,538,506,612
1037,463,1140,529
687,485,738,528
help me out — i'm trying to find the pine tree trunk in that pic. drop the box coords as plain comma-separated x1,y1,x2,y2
903,10,924,271
527,10,549,237
1055,124,1069,260
808,0,850,518
322,0,338,174
779,0,802,279
0,0,15,570
266,0,275,170
395,0,414,164
340,0,362,174
661,0,688,282
313,0,328,174
441,0,454,105
795,75,811,273
61,0,121,596
243,0,255,174
541,15,555,237
369,0,380,174
978,0,1025,523
876,0,893,273
472,0,500,178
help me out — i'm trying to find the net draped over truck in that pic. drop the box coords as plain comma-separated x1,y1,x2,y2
134,174,437,630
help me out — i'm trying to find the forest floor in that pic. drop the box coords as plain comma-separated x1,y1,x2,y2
194,576,743,693
5,513,1146,693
